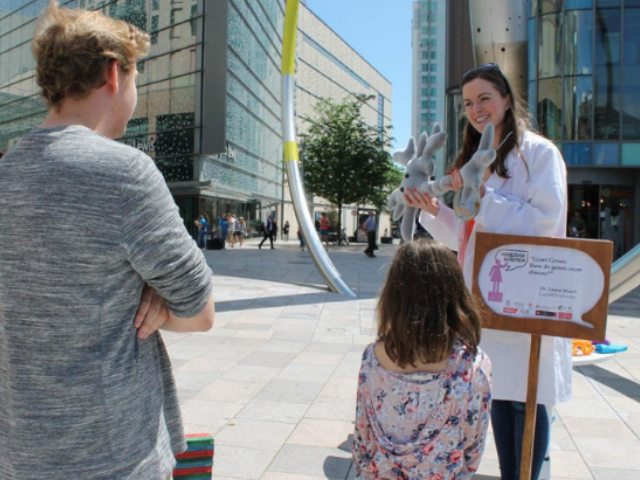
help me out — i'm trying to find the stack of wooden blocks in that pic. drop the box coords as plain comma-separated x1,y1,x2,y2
173,433,214,479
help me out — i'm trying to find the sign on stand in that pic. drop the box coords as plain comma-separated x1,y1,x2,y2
472,233,612,480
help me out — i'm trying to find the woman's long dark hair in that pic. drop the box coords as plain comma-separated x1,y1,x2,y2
377,239,482,368
453,64,531,178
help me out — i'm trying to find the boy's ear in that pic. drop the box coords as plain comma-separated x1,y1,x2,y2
104,61,120,94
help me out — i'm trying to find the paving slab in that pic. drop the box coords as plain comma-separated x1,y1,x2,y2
161,239,640,479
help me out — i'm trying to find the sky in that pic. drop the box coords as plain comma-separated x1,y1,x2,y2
303,0,415,149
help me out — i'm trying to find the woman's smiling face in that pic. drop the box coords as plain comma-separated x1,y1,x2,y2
462,77,510,135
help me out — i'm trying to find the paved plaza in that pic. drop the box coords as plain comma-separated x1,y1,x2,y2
163,236,640,479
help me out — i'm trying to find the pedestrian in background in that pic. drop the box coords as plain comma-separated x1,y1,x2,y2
218,215,228,249
0,3,215,479
283,220,290,241
364,211,378,258
319,212,330,251
227,213,237,248
259,215,276,250
194,213,208,249
235,217,246,247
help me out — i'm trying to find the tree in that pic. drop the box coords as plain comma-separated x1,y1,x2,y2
303,94,395,234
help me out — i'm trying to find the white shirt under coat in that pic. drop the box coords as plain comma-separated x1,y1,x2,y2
420,129,572,406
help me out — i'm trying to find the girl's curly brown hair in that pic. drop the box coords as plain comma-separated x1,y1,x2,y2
31,1,149,110
377,239,482,368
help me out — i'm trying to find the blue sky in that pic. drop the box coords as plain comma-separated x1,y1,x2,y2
304,0,414,149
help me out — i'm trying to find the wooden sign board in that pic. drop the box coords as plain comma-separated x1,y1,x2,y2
472,232,613,342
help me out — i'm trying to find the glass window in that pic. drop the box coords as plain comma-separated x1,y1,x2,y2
422,64,429,71
564,76,593,141
566,0,592,8
528,18,537,81
190,4,198,36
540,0,563,14
170,8,183,25
594,8,621,140
594,143,619,165
622,9,640,140
596,0,620,7
622,143,640,165
151,15,158,44
563,143,592,165
538,78,563,141
422,100,429,109
564,10,593,76
538,14,562,79
528,81,538,122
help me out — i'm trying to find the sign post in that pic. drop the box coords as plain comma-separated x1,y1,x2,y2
472,233,612,480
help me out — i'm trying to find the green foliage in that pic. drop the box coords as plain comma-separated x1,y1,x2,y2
326,210,339,232
303,94,395,232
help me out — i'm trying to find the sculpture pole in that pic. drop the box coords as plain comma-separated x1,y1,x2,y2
281,0,356,297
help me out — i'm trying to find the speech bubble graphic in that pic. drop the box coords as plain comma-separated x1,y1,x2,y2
479,244,604,329
496,249,529,272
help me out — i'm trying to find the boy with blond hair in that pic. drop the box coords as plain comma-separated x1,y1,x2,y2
0,2,215,479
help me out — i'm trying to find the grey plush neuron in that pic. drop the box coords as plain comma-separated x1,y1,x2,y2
388,123,497,242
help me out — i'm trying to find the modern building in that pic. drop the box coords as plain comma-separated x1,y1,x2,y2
412,0,447,174
0,0,391,240
446,0,640,259
284,2,393,237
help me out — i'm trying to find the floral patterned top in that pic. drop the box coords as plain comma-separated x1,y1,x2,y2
352,340,492,480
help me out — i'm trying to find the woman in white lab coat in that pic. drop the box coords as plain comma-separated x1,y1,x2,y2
405,63,571,480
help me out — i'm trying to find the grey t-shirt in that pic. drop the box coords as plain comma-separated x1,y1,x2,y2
0,126,213,480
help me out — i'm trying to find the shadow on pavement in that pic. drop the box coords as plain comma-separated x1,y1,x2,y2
323,435,354,480
215,291,377,312
579,365,640,400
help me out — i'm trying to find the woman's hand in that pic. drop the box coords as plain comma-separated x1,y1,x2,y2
134,285,169,340
404,188,440,217
450,168,464,191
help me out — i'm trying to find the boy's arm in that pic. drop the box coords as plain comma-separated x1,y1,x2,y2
121,153,214,332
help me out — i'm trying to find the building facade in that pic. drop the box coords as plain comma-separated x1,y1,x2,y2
412,0,447,174
446,0,640,259
0,0,391,240
283,2,393,238
528,0,640,258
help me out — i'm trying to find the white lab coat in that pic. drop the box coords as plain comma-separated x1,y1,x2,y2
420,130,572,405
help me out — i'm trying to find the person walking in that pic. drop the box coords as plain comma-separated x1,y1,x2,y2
319,212,330,251
227,213,237,248
194,213,208,249
363,212,378,258
283,220,290,241
405,63,571,480
0,3,215,479
218,215,228,249
235,217,246,247
272,217,278,243
352,240,491,479
258,215,275,249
